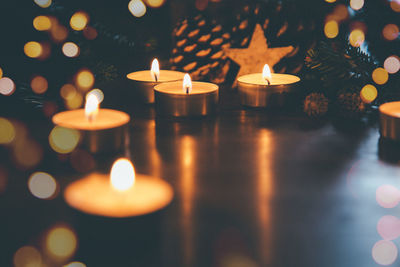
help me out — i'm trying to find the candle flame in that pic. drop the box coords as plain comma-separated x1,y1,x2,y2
183,73,192,94
151,58,160,82
84,93,99,122
262,64,272,85
110,158,135,192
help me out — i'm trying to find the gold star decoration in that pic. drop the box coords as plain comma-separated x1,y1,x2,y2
224,24,294,85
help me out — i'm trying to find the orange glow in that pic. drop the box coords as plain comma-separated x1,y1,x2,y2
360,84,377,103
34,0,52,8
62,42,80,58
49,126,80,154
13,246,42,267
146,0,165,8
51,25,68,43
349,29,365,47
128,0,147,17
60,84,77,100
372,68,389,85
0,67,2,78
183,73,192,94
0,77,16,96
64,262,86,267
76,70,94,90
83,26,98,40
65,92,83,110
325,0,336,2
28,172,58,199
31,75,48,94
372,240,398,265
13,140,43,169
70,12,89,31
84,93,99,122
350,0,364,10
262,64,272,83
151,58,160,81
0,117,15,144
110,158,135,191
46,226,77,259
391,0,400,12
383,24,399,41
33,16,52,31
324,20,339,39
24,41,42,58
86,88,104,103
384,56,400,74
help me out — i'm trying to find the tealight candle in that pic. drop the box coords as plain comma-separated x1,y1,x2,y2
379,101,400,141
126,58,185,103
237,64,301,108
154,74,219,117
52,92,130,153
64,158,174,218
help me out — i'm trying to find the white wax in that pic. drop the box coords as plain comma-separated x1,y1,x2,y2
154,81,218,95
127,70,185,83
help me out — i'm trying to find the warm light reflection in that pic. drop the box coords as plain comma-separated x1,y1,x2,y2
0,118,15,144
325,0,336,2
377,215,400,241
0,77,15,96
64,262,86,267
382,24,399,41
360,84,377,104
33,16,52,31
49,126,80,154
65,92,83,110
46,225,77,259
110,158,135,192
376,185,400,208
324,20,339,39
31,75,48,94
349,29,365,47
146,0,165,8
70,12,89,31
372,240,398,265
151,58,160,81
28,172,58,199
372,68,389,85
86,88,104,103
84,93,99,122
60,84,77,100
391,0,400,12
76,70,94,90
13,246,42,267
0,67,3,79
183,73,192,94
62,42,80,58
350,0,364,10
34,0,52,8
384,56,400,74
128,0,147,17
262,64,272,84
24,41,43,58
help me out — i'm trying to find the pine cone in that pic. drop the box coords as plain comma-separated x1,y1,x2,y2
337,91,366,118
303,92,329,117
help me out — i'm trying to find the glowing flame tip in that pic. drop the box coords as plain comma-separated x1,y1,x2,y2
110,158,135,191
84,93,99,122
262,64,272,85
151,58,160,82
183,73,192,94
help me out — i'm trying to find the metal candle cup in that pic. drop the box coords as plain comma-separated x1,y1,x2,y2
52,109,130,153
237,73,301,108
126,70,185,103
154,81,219,117
379,101,400,141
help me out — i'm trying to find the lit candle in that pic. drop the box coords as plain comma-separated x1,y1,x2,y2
64,158,174,217
379,101,400,141
237,64,301,108
52,92,130,153
154,73,219,117
126,58,185,103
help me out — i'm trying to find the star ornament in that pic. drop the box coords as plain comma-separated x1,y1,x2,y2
224,24,294,84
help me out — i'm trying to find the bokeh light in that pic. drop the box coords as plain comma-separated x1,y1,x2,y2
145,0,165,8
349,29,365,47
51,25,68,43
65,92,83,110
13,140,43,169
46,226,77,259
360,84,377,104
377,215,400,241
24,41,42,58
64,262,86,267
350,0,364,11
383,24,400,41
49,126,80,154
324,20,339,39
372,68,389,85
34,0,52,8
0,67,2,78
70,12,89,31
70,149,95,173
325,0,336,2
0,117,15,144
76,70,94,90
60,84,77,100
43,101,58,117
391,0,400,12
13,246,42,267
0,166,8,194
86,88,104,103
384,56,400,74
33,16,51,31
376,184,400,208
31,75,48,94
195,0,208,11
62,42,80,58
128,0,147,17
372,240,398,265
0,77,16,96
83,26,97,40
28,172,58,199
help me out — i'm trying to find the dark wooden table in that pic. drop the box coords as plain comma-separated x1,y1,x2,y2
1,88,397,267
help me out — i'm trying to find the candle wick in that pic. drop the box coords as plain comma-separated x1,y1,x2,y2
155,75,158,82
186,86,189,94
265,79,271,85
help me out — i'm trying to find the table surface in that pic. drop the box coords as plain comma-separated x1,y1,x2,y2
1,88,398,267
